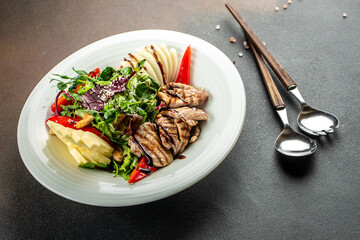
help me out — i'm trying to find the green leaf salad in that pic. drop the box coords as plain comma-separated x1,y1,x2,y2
50,60,162,180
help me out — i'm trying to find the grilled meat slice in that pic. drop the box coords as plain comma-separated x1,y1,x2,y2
155,115,177,150
174,118,190,154
161,107,208,126
128,136,143,158
155,115,190,156
131,122,173,167
159,82,209,108
113,114,143,135
157,92,170,107
189,125,201,143
175,118,191,142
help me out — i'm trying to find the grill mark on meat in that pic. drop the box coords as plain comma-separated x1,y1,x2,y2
134,132,163,166
135,127,163,163
175,118,191,142
169,109,195,126
128,136,143,157
166,89,188,103
160,82,209,108
155,116,191,156
132,136,153,165
133,123,173,167
159,124,175,147
161,107,208,126
182,87,192,105
157,92,170,107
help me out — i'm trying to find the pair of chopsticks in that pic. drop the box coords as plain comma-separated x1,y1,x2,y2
225,3,294,110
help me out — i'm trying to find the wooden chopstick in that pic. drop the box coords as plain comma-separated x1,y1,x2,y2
225,2,296,90
247,35,285,109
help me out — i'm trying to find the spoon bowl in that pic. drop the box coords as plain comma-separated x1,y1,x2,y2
297,104,340,136
275,126,317,157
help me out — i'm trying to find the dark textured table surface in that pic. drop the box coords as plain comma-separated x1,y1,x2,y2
1,0,360,239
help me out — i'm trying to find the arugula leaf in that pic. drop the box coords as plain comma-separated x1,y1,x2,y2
76,81,94,95
57,82,67,91
53,74,74,80
72,67,88,76
119,67,133,77
117,145,138,180
74,74,88,81
135,82,149,97
148,76,160,89
100,66,116,81
104,108,119,120
134,59,146,73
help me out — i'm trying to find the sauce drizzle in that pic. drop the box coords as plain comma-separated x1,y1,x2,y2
177,154,186,160
133,136,154,166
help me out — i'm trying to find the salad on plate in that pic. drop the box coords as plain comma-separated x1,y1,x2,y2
46,44,209,184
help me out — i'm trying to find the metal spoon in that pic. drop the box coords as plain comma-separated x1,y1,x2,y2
275,108,317,156
248,40,317,157
225,3,339,136
289,87,339,136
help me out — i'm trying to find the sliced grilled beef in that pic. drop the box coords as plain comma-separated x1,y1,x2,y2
161,107,208,126
130,122,173,167
158,82,208,108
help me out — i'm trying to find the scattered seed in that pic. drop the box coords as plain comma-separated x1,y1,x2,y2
275,6,279,11
230,37,237,43
343,13,347,18
288,0,292,4
243,41,249,49
216,24,220,30
283,4,288,9
233,60,236,64
238,52,243,57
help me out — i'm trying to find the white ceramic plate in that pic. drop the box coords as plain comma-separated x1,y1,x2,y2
17,30,246,206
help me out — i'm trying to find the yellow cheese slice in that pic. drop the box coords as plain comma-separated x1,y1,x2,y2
47,121,113,158
47,121,113,165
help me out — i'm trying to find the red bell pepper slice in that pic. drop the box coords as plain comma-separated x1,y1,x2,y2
175,45,191,85
46,115,116,148
50,96,73,113
128,157,158,184
88,67,100,78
